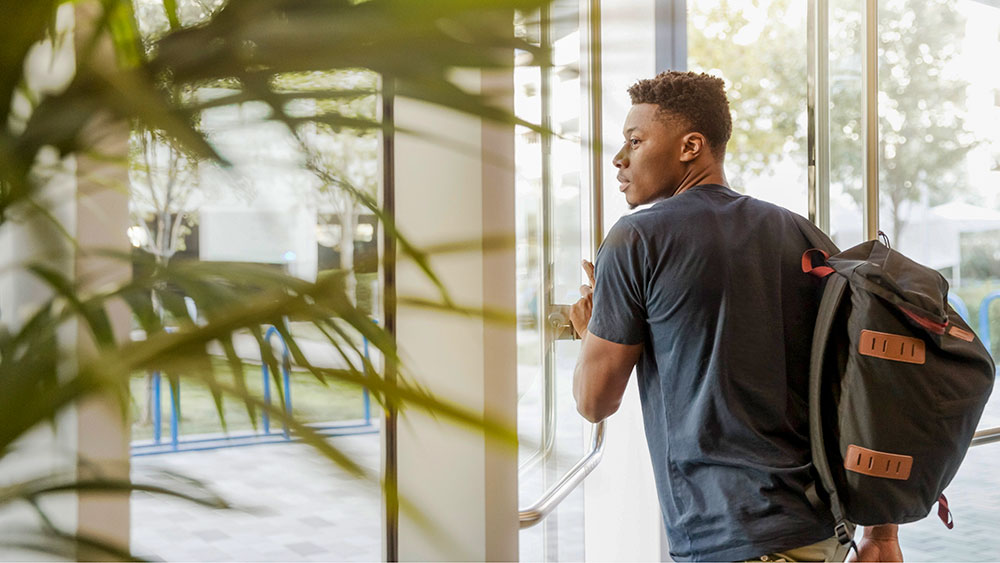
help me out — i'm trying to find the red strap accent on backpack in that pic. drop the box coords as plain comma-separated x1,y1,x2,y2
937,494,954,529
802,249,834,278
900,307,949,336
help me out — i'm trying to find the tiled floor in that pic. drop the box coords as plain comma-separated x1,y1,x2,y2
131,391,1000,562
131,433,382,562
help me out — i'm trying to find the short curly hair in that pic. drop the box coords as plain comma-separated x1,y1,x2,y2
627,71,732,158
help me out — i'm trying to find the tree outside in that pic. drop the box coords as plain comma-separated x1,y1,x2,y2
688,0,979,249
839,0,977,246
688,0,807,196
128,0,225,269
283,69,381,307
688,0,1000,362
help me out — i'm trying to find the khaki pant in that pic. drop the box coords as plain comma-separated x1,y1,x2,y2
742,536,850,562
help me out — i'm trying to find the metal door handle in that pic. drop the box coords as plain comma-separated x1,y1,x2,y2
547,304,577,341
972,426,1000,447
517,303,578,478
519,419,605,529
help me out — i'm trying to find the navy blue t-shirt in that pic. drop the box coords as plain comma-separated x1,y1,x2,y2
587,185,834,562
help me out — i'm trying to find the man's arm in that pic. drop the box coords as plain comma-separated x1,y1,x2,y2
849,524,903,562
569,260,642,423
572,330,641,422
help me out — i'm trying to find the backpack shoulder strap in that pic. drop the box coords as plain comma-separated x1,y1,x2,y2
791,212,841,255
808,272,856,548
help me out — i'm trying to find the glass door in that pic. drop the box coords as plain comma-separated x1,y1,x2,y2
515,1,599,560
812,0,1000,558
869,1,1000,559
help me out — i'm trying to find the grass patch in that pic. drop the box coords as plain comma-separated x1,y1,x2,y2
952,279,1000,359
130,357,372,441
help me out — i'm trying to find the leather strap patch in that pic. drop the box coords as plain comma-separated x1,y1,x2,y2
859,330,926,364
948,325,976,343
937,494,954,529
844,444,913,480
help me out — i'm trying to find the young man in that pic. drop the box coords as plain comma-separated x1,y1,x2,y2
568,71,902,562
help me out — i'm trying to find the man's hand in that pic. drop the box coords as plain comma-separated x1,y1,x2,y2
569,260,596,338
849,524,903,562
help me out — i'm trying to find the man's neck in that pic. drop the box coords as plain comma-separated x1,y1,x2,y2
673,166,728,197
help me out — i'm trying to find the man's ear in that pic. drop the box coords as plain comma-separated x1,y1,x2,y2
679,133,706,163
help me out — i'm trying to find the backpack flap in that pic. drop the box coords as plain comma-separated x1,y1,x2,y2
831,240,950,333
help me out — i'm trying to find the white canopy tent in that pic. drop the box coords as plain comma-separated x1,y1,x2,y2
901,201,1000,287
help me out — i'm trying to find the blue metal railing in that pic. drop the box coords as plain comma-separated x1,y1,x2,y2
133,323,377,456
979,291,1000,369
147,371,183,451
948,293,970,322
978,291,1000,352
949,292,999,367
261,325,293,438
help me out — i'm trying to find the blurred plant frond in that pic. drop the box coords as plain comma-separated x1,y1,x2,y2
1,0,552,556
1,245,512,555
0,470,230,511
0,467,227,560
398,297,517,325
2,0,551,222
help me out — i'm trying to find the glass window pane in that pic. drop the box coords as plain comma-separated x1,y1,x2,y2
875,1,1000,560
127,7,383,560
688,0,809,215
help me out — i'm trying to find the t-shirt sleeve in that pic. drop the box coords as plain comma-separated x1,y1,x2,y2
587,218,647,345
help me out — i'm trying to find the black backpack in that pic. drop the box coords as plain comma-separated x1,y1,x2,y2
801,235,995,547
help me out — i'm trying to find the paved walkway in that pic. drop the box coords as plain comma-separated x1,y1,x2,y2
895,390,1000,562
131,392,1000,562
131,433,382,562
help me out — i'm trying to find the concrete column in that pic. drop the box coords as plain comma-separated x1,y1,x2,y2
393,69,518,561
72,2,131,557
0,3,130,559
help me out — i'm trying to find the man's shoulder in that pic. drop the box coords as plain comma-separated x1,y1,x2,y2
623,186,759,228
617,187,833,247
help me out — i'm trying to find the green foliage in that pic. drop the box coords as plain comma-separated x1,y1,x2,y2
832,0,976,242
688,0,806,189
0,0,551,557
690,0,978,244
355,272,378,317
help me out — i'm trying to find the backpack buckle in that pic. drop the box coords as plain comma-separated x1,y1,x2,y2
835,522,853,546
834,521,860,557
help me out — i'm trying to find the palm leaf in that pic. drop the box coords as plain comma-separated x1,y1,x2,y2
0,0,61,132
1,0,555,555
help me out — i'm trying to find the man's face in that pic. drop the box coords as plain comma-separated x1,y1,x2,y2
613,103,686,208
